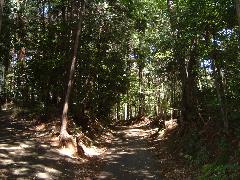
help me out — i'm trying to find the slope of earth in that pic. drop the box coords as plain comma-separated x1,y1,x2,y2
0,111,100,179
0,110,194,179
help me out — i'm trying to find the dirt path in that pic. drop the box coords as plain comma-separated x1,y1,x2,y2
95,126,163,180
0,112,99,179
0,111,164,179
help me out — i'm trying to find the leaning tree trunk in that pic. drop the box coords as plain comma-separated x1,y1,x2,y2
60,0,85,146
0,0,4,33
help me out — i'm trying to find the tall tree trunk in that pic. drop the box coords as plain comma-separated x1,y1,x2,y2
212,60,228,132
117,101,120,121
167,0,198,124
167,0,186,123
185,37,198,122
138,64,144,116
212,38,228,132
236,0,240,47
60,0,85,145
236,0,240,30
0,0,3,34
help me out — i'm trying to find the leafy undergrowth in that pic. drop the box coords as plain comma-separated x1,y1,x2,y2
33,118,113,159
145,121,197,178
148,117,240,179
189,122,240,179
114,115,197,178
12,107,240,179
12,107,113,160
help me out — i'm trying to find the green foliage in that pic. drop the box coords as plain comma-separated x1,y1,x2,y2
199,163,239,180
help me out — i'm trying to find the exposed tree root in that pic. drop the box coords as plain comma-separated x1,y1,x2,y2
58,131,78,157
59,130,88,158
76,136,86,157
59,130,73,147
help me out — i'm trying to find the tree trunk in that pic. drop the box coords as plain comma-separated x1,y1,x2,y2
167,0,187,123
60,0,85,146
184,37,198,122
236,0,240,47
138,63,144,116
212,38,228,132
124,103,128,120
236,0,240,30
0,0,3,34
117,101,120,121
212,60,228,132
167,0,198,124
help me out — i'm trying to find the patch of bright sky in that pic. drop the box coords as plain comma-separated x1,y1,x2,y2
218,28,233,37
201,59,212,73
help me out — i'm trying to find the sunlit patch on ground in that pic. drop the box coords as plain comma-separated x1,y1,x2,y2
95,124,164,179
0,112,103,179
58,147,78,158
13,167,29,175
35,124,46,131
35,172,50,179
79,142,106,157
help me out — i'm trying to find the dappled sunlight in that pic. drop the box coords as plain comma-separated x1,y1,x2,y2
95,126,163,179
0,112,102,179
58,147,78,158
1,158,14,165
79,142,106,157
35,172,51,179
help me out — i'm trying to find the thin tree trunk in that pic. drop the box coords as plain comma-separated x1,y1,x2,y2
212,60,228,132
138,65,144,116
124,103,128,120
0,0,3,34
236,0,240,30
236,0,240,47
60,0,85,144
212,38,228,132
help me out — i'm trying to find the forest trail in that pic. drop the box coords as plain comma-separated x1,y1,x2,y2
96,125,163,179
0,112,99,179
0,111,165,179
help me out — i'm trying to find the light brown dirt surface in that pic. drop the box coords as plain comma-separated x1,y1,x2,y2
0,111,101,179
0,111,193,179
95,125,164,179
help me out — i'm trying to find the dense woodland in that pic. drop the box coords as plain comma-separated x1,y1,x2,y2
1,0,240,178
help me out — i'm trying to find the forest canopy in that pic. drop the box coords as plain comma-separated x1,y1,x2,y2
0,0,239,126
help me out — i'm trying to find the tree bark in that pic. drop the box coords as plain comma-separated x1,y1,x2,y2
138,64,144,116
236,0,240,30
212,37,228,132
167,0,198,124
184,37,198,122
0,0,4,34
236,0,240,47
60,0,85,145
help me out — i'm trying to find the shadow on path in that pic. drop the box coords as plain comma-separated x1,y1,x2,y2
96,126,164,180
0,111,98,179
0,111,164,179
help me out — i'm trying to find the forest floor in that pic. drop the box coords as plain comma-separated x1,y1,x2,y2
0,111,102,179
95,125,164,179
0,111,193,179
